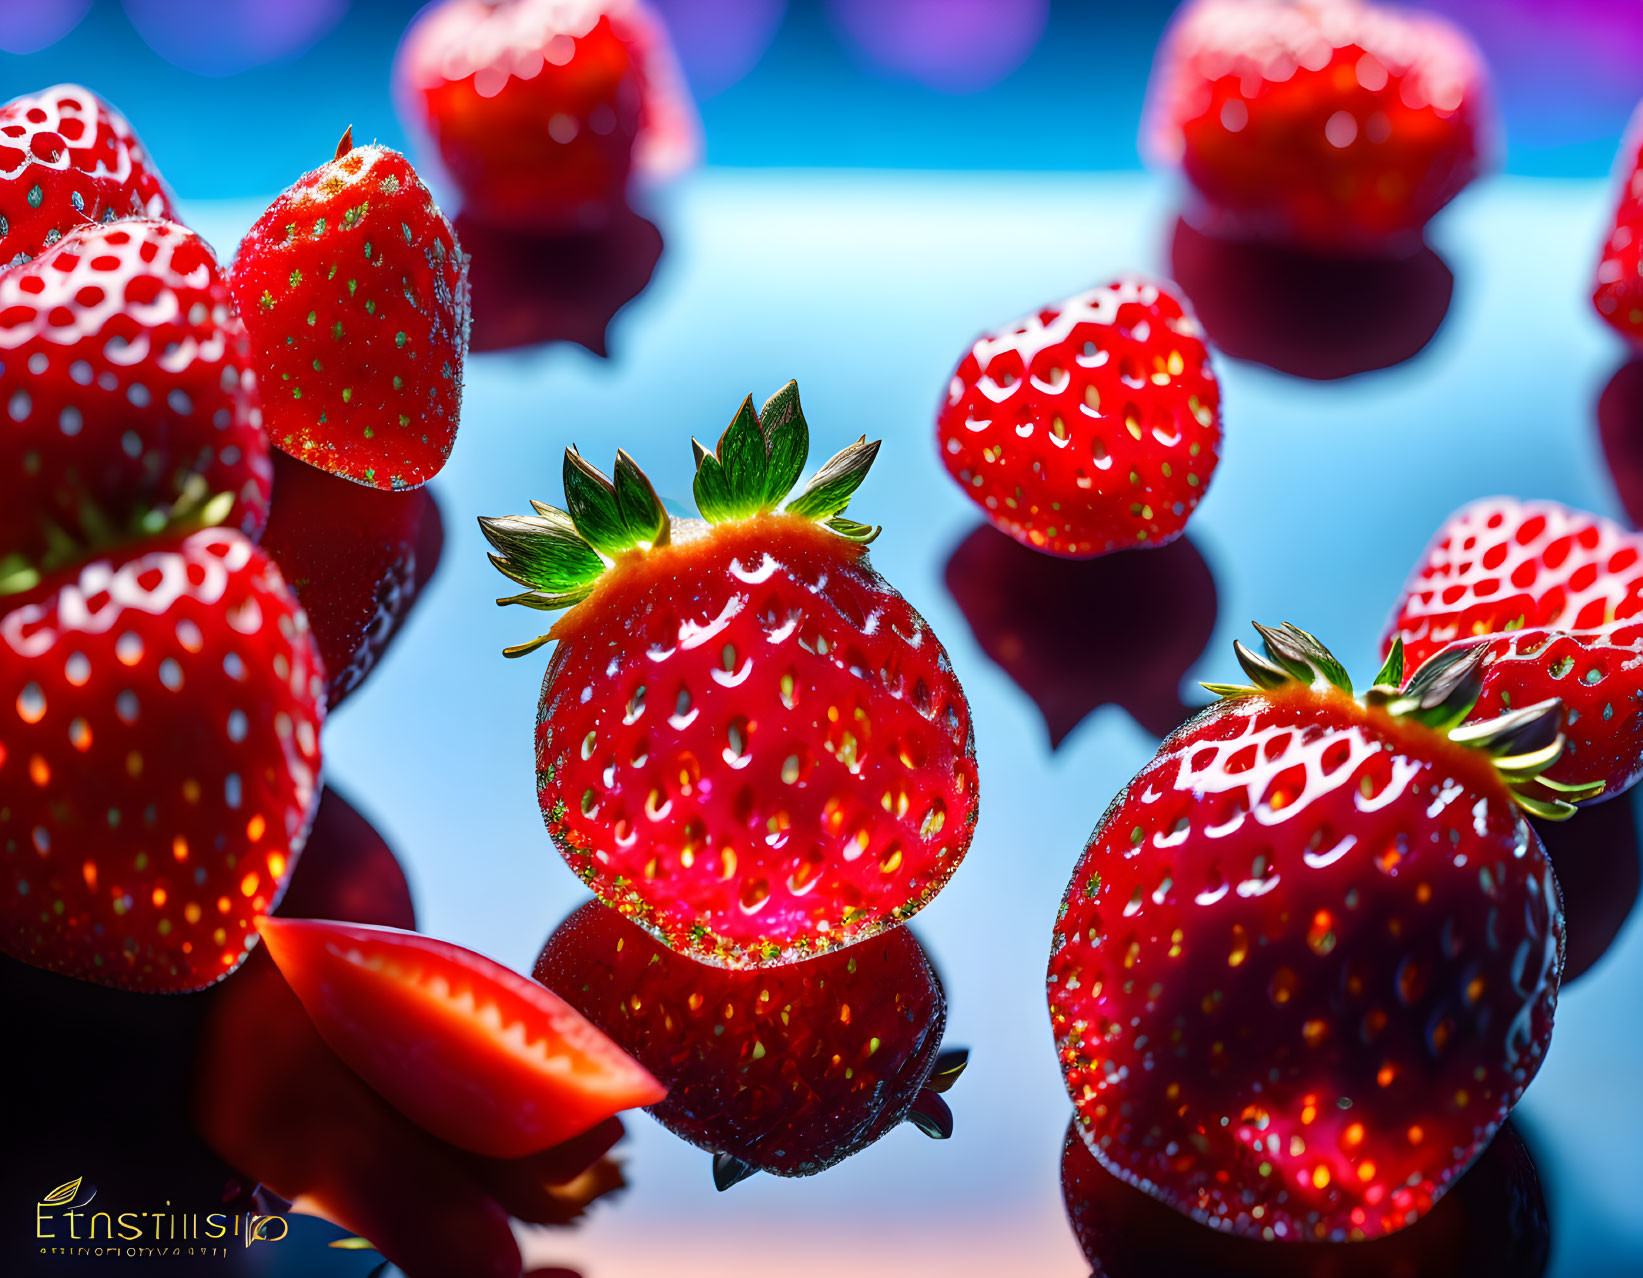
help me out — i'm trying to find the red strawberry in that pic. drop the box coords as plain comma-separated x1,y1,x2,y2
936,279,1221,559
394,0,699,231
1060,1117,1549,1278
0,218,270,585
260,450,444,708
1143,0,1492,253
1597,358,1643,525
255,916,666,1158
228,132,468,491
0,526,324,991
0,83,176,269
480,382,979,966
945,525,1217,745
1595,103,1643,342
1048,624,1574,1242
535,899,964,1184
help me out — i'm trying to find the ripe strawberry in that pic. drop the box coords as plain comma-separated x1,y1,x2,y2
1595,104,1643,342
394,0,699,231
0,526,324,992
228,131,468,491
1598,358,1643,525
0,83,176,269
1143,0,1492,253
535,899,966,1184
1060,1117,1550,1278
936,279,1221,558
0,218,270,587
255,916,667,1158
945,525,1217,745
1048,624,1578,1242
260,450,444,708
481,381,979,966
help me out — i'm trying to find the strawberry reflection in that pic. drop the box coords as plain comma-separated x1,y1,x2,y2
535,900,966,1186
1168,217,1454,381
1598,358,1643,526
1532,795,1642,983
193,788,615,1278
1062,1117,1549,1278
945,524,1216,747
460,207,664,357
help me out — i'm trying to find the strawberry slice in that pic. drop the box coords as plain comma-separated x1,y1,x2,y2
254,916,667,1158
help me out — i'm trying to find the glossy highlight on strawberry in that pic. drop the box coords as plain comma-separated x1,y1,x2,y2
481,382,979,966
0,526,324,991
0,218,269,586
936,278,1221,558
1049,624,1571,1242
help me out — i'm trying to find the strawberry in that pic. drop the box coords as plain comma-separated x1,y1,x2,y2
394,0,699,231
1048,624,1578,1242
935,279,1221,559
535,898,965,1184
1598,358,1643,525
0,83,176,269
255,916,667,1158
945,525,1217,746
1595,103,1643,343
0,526,324,991
1535,798,1640,984
227,131,468,491
0,218,270,588
1060,1117,1550,1278
1143,0,1492,253
260,450,444,708
276,785,417,930
1384,498,1643,672
480,382,979,966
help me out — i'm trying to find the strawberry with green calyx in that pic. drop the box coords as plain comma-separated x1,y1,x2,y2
481,381,979,967
1050,622,1581,1243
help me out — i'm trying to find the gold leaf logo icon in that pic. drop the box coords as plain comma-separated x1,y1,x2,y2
40,1178,81,1207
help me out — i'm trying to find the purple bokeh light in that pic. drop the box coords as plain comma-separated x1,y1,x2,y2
121,0,349,78
828,0,1048,94
649,0,787,98
0,0,91,55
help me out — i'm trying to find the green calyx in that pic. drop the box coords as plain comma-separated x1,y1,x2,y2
478,380,883,659
1202,622,1603,821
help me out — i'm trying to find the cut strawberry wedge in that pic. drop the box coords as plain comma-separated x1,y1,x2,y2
254,917,666,1158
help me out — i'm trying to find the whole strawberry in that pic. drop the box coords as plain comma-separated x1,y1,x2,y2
481,382,979,966
0,526,325,991
0,83,176,269
260,450,444,708
394,0,698,231
936,279,1221,558
1049,624,1578,1242
1143,0,1492,253
1595,103,1643,342
535,899,965,1184
0,219,270,587
228,131,468,491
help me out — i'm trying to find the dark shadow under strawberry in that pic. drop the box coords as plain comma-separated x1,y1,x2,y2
535,899,967,1185
1168,217,1454,381
1061,1117,1549,1278
459,206,664,357
944,524,1217,746
1597,357,1643,526
1533,795,1642,983
261,450,444,710
276,786,418,931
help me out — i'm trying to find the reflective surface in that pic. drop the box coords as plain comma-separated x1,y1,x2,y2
10,170,1643,1275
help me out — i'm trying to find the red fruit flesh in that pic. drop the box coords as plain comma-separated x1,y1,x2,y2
1384,497,1643,672
396,0,642,231
1595,104,1643,342
936,278,1221,558
0,219,270,569
255,916,667,1158
228,143,467,491
260,450,443,708
0,527,324,991
0,84,176,269
1048,686,1561,1242
537,513,978,966
1144,0,1491,253
535,899,946,1176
